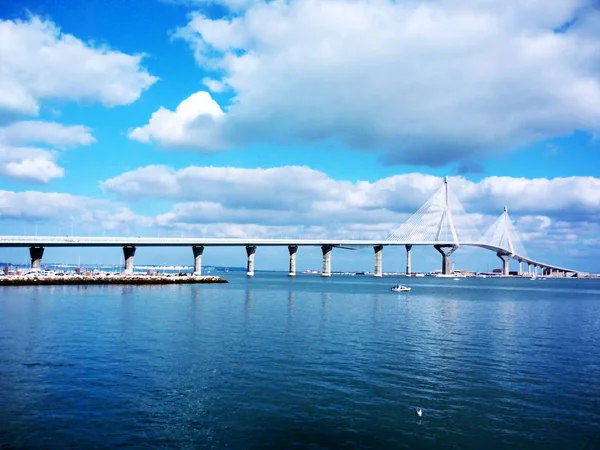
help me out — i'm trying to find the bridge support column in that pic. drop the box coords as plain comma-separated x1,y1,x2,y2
321,245,333,277
288,245,298,277
123,245,136,274
434,245,457,275
519,261,523,275
192,245,204,276
497,253,511,276
373,245,383,277
246,245,256,277
29,246,44,271
405,244,412,275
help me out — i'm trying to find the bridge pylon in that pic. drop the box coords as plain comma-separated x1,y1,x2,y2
386,177,481,245
387,177,482,274
481,206,528,259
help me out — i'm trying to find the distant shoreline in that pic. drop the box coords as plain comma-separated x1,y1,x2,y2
0,274,228,286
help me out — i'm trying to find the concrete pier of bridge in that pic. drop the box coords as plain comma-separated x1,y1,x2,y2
123,245,136,274
373,245,383,277
288,245,298,277
321,245,333,277
192,245,204,275
405,244,412,275
29,246,44,271
497,252,511,276
246,245,256,277
434,245,457,275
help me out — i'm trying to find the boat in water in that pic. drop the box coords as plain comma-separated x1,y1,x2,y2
391,284,411,292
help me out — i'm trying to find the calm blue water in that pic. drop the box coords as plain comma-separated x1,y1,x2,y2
1,273,599,449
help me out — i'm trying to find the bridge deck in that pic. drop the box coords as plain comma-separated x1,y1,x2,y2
0,236,577,273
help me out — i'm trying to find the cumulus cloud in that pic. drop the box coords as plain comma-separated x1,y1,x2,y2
130,0,600,165
0,121,95,183
0,16,157,116
0,190,103,220
0,146,64,184
101,165,600,219
128,92,226,149
0,190,153,233
0,121,95,147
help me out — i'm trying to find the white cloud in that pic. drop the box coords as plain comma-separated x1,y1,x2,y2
0,190,107,220
0,146,64,183
0,121,95,148
0,190,153,233
137,0,600,165
102,165,600,217
0,16,157,116
0,121,95,183
202,77,227,93
128,92,226,149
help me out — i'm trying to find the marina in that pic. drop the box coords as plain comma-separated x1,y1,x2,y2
0,271,227,286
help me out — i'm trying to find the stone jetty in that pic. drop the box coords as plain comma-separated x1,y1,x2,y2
0,273,227,286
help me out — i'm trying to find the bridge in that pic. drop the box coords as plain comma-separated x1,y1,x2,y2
0,178,579,277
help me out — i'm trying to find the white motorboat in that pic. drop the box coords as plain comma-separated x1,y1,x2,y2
391,285,411,292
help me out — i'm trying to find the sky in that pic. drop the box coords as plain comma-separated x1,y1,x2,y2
0,0,600,273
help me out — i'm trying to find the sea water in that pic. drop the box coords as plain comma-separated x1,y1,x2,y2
1,273,599,449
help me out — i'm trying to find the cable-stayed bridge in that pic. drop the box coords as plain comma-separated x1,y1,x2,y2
0,178,580,277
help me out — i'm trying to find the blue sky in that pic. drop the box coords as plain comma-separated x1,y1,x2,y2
1,0,600,273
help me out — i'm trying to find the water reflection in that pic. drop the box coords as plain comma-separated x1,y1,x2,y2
119,287,135,334
287,291,295,321
245,288,253,324
190,287,200,303
120,285,134,296
320,292,330,331
372,293,382,320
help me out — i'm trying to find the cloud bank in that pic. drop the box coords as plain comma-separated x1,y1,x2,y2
132,0,600,166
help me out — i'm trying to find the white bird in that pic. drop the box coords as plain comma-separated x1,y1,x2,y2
414,408,422,417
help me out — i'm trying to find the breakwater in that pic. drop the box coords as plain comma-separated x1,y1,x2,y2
0,274,227,286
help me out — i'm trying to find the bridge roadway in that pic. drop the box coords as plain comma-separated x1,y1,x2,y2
0,235,576,277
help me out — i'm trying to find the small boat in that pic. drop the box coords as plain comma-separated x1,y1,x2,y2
391,284,411,292
454,277,460,280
